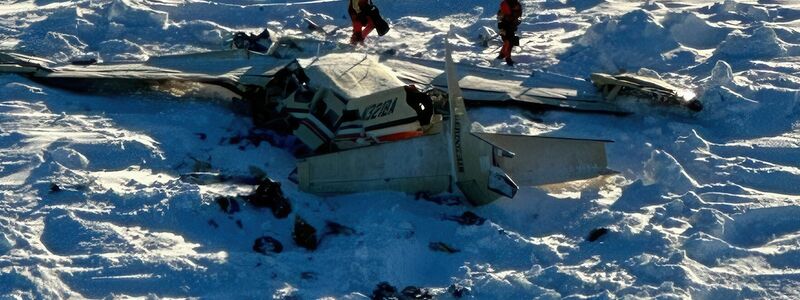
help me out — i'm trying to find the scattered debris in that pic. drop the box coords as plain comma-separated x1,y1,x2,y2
181,172,262,185
248,166,268,180
215,196,241,214
370,282,434,300
247,179,292,219
300,271,317,280
292,216,318,251
444,211,486,226
228,135,243,145
587,227,610,242
253,236,283,254
304,17,321,31
323,221,356,236
70,58,97,66
230,29,272,53
428,242,460,254
318,221,357,245
182,172,225,184
447,283,470,298
207,219,219,229
371,282,398,300
189,157,214,173
49,183,61,193
415,192,463,206
382,48,397,56
401,286,434,299
476,26,498,47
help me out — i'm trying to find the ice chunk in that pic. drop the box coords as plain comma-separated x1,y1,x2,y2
684,208,731,238
0,232,14,254
708,60,734,87
49,147,90,170
642,150,698,194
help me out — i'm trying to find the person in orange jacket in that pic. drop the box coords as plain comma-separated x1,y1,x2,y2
348,0,375,45
497,0,523,65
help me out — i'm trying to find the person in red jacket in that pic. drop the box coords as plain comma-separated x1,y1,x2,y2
349,0,375,45
497,0,523,65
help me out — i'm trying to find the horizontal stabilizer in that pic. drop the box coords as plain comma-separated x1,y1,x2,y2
473,132,611,186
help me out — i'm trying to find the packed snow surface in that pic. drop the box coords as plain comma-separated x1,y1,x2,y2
2,0,800,298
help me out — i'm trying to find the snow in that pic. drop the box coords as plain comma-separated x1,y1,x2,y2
1,0,800,298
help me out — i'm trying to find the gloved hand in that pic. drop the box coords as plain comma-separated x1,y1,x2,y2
350,32,364,45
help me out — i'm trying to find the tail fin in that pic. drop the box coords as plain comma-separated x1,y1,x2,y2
445,32,519,205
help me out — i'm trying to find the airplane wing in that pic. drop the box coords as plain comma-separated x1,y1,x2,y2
381,55,628,114
1,50,296,96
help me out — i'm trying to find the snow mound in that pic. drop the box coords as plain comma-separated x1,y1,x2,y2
48,147,90,170
41,210,137,256
611,180,670,212
108,0,169,28
662,11,731,49
698,60,798,130
0,232,14,254
683,232,747,265
14,0,230,62
684,207,731,238
641,0,666,11
98,39,149,61
703,0,771,23
636,68,663,80
698,81,759,122
379,0,488,19
558,9,690,73
168,20,230,46
642,150,699,194
724,206,800,247
19,32,93,63
287,9,334,32
568,0,607,12
714,26,787,60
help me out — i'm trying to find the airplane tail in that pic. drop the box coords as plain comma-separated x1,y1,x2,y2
445,32,519,205
443,31,611,205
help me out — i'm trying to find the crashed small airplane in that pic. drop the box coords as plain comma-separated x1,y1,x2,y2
0,36,614,205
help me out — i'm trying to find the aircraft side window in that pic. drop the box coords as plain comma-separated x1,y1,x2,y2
322,110,340,129
340,109,360,123
312,99,327,118
310,100,340,130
